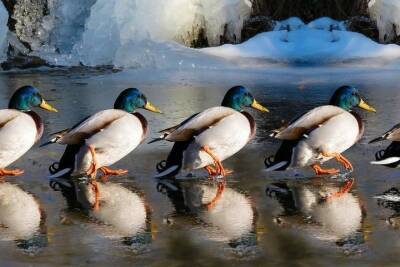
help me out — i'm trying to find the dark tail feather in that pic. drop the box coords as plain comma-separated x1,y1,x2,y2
369,136,386,144
371,141,400,168
49,144,83,209
41,128,71,147
40,137,58,147
148,137,165,144
155,140,192,178
49,144,81,177
264,140,298,171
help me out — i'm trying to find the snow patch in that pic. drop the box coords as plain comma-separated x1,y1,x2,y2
202,17,400,65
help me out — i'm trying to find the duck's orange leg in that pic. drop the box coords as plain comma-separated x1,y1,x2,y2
86,145,98,178
86,145,100,210
201,145,226,177
204,165,219,177
311,164,339,175
321,151,353,171
99,167,128,182
89,179,100,211
205,181,225,210
322,179,354,202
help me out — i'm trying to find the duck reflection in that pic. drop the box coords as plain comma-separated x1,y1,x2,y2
157,178,257,249
50,176,150,247
266,177,366,251
375,187,400,229
0,182,47,253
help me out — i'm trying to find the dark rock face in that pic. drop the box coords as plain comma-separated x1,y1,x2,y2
241,16,274,42
346,16,379,41
0,54,50,70
2,0,48,51
250,0,370,21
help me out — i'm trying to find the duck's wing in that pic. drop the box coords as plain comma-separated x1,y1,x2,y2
271,105,347,140
157,107,237,142
0,110,38,167
370,123,400,143
46,109,128,145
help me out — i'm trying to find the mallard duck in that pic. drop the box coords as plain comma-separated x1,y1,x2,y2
0,85,57,179
45,88,161,210
370,124,400,167
153,86,268,208
265,85,375,175
154,85,269,178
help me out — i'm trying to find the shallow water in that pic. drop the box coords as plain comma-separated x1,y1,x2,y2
1,66,400,266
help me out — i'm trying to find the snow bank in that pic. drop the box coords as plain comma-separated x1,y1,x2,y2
202,17,400,65
368,0,400,42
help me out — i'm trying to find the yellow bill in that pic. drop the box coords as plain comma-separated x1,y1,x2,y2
144,101,162,113
40,99,58,112
358,99,376,112
251,99,269,112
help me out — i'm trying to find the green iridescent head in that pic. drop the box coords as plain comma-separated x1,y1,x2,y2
329,85,376,112
221,86,269,112
114,88,161,113
8,85,58,112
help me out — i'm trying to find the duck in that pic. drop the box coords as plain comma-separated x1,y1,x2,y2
369,124,400,167
265,85,376,175
0,85,57,180
45,88,161,210
153,86,268,208
154,85,269,178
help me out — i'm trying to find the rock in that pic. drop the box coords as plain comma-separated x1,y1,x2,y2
2,0,48,51
241,16,274,42
346,16,379,42
1,54,51,70
249,0,370,22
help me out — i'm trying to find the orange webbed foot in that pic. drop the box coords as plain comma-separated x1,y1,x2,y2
205,165,219,177
321,151,353,171
99,166,128,182
311,164,340,175
0,168,24,177
201,146,227,178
